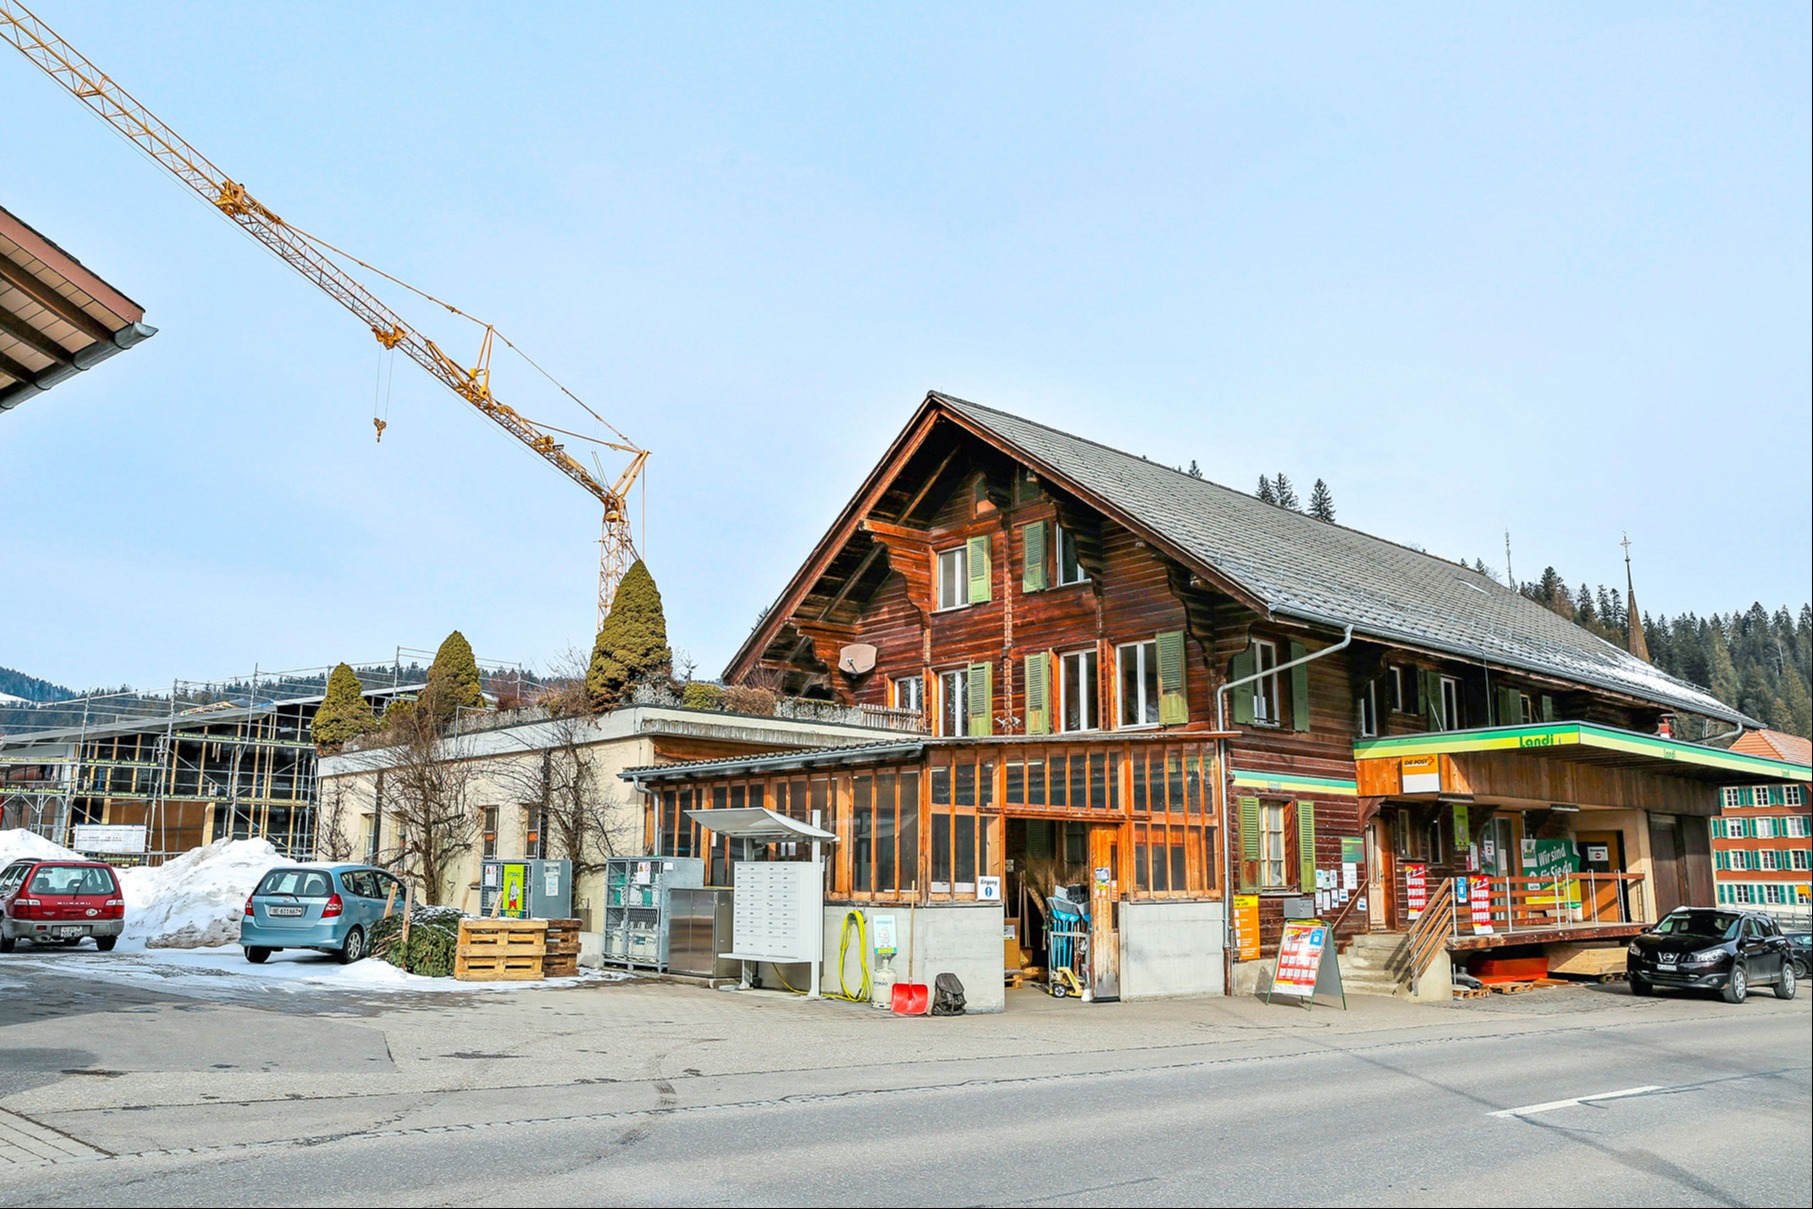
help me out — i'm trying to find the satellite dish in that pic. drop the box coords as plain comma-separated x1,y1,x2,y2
838,643,877,676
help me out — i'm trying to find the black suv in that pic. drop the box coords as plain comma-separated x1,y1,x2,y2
1627,908,1797,1003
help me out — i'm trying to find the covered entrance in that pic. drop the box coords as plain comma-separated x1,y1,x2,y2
1004,819,1121,999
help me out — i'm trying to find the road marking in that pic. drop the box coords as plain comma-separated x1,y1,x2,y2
1490,1085,1663,1119
0,1108,109,1167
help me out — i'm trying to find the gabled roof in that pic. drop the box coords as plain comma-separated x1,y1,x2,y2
1730,729,1813,770
733,391,1756,728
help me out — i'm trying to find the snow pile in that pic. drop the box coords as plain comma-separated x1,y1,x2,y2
0,828,84,865
118,837,287,950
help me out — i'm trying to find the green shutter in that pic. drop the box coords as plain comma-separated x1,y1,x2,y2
1297,801,1316,894
1230,648,1256,725
967,661,993,736
1540,694,1556,722
1021,522,1048,593
1289,641,1311,731
1238,795,1261,889
1024,652,1050,735
966,535,991,604
1496,687,1523,727
1157,630,1189,725
1421,669,1444,730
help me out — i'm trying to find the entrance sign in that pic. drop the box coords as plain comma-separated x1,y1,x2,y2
1268,920,1346,1009
1468,875,1494,933
1405,863,1428,918
1232,895,1261,961
1340,836,1365,864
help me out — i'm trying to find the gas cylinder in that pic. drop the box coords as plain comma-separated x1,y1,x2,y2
872,953,898,1009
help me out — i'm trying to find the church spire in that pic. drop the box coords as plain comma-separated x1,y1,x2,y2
1623,533,1651,662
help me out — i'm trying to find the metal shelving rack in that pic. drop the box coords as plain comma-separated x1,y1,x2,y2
600,856,704,971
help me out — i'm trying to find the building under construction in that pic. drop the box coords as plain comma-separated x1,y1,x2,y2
0,654,522,863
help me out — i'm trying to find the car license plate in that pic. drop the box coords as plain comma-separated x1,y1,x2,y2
54,925,85,937
267,906,304,917
1657,961,1676,971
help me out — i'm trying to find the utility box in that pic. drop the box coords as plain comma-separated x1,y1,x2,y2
479,858,573,920
601,856,704,971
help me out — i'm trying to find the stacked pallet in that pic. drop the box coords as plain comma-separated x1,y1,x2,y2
455,919,547,981
542,918,584,978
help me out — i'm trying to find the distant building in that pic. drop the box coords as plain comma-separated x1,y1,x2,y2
1714,729,1812,920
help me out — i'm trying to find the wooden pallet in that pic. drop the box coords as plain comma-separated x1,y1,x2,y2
1547,943,1628,979
540,917,583,977
1452,985,1492,1000
1486,977,1571,995
456,919,548,981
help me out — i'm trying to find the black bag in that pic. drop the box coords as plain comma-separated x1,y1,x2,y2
930,972,967,1016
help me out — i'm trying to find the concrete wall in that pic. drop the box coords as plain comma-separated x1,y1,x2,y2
815,903,1007,1013
1118,900,1225,1000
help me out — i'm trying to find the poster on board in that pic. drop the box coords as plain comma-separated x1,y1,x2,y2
1405,863,1428,919
1268,920,1345,1009
1232,895,1261,961
1468,875,1494,933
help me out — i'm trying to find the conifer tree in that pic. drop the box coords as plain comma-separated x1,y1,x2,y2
1274,474,1301,511
423,630,485,728
1187,460,1204,480
1255,475,1276,504
588,560,673,710
1308,479,1336,522
311,662,378,752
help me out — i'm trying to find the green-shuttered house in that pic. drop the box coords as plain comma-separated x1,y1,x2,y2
620,393,1808,1009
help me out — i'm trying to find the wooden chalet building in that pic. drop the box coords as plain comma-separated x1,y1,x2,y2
622,393,1811,1008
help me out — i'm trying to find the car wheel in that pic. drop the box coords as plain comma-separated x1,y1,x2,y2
1794,957,1811,981
1721,962,1748,1004
1629,974,1653,997
244,946,271,964
338,926,365,965
95,936,116,953
1774,962,1797,1001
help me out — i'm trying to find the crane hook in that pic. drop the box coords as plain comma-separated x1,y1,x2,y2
373,416,388,443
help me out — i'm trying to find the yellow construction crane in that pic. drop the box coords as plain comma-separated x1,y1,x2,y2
2,1,647,625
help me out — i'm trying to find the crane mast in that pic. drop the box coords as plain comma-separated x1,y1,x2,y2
2,1,645,624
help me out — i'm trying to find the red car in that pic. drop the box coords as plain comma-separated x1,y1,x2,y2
0,858,126,952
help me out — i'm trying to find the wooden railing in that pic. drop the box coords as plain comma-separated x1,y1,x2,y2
1405,877,1456,987
1460,872,1649,935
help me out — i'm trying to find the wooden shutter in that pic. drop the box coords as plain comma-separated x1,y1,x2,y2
1238,796,1261,890
967,661,993,736
966,535,991,604
1421,669,1444,730
1540,694,1556,722
1024,652,1050,735
1289,641,1311,732
1496,687,1523,726
1021,521,1048,593
1230,648,1256,725
1296,801,1316,894
1157,630,1189,725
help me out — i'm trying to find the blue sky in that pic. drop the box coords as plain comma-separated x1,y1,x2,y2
3,2,1808,692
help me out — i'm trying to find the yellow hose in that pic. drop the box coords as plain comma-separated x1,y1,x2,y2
764,910,872,1003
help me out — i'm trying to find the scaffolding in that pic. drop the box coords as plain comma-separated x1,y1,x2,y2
0,650,527,864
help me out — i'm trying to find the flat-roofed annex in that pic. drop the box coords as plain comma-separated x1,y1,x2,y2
0,204,155,413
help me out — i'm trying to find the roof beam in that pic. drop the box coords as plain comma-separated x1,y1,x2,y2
0,346,39,385
0,257,115,344
0,307,73,364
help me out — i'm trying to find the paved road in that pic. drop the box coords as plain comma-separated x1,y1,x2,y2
1,948,1807,1206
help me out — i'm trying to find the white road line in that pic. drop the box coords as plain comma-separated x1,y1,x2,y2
1490,1085,1664,1119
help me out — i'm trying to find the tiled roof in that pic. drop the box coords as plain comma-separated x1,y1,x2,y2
934,392,1755,727
1730,729,1813,769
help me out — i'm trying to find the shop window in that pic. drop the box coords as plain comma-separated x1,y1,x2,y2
1059,649,1098,732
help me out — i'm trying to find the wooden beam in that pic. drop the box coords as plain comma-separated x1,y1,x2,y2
815,541,886,621
0,257,116,344
0,308,73,364
890,445,960,525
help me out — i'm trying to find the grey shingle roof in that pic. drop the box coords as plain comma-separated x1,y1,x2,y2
935,392,1754,727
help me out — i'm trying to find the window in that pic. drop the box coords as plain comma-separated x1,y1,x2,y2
1519,693,1536,724
849,770,919,897
1249,640,1283,724
940,668,970,736
1759,850,1778,871
1438,676,1461,731
1059,649,1098,732
1756,818,1776,839
1784,816,1809,838
524,805,545,859
482,806,498,859
1117,641,1160,727
937,546,969,610
1054,526,1087,586
892,675,924,717
1394,807,1429,860
1261,802,1288,889
1357,680,1378,738
1786,785,1804,807
1790,849,1809,870
1389,667,1409,713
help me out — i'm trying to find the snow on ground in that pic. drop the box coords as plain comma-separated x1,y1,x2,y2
117,837,287,950
0,828,85,865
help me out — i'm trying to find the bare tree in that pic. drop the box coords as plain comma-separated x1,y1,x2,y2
380,703,480,905
314,778,355,862
495,711,636,880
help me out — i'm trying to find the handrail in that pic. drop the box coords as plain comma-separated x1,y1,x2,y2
1405,876,1456,986
1327,876,1370,938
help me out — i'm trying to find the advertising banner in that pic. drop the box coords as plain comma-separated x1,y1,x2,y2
1232,895,1261,961
1270,921,1331,999
1404,863,1427,919
1469,875,1494,933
